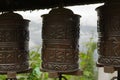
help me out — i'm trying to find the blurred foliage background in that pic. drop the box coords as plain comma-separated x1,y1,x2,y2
0,38,97,80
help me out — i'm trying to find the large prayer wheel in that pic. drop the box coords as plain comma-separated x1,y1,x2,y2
96,1,120,68
41,8,80,73
0,12,30,74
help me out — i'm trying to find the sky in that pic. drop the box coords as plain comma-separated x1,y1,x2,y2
16,3,104,49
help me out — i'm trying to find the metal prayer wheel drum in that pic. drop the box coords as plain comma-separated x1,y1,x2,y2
96,2,120,67
41,8,80,73
0,12,30,73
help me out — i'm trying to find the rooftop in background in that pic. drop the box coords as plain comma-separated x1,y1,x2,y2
0,0,106,12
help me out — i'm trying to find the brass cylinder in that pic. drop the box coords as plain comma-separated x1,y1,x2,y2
96,2,120,67
0,12,30,73
41,8,81,73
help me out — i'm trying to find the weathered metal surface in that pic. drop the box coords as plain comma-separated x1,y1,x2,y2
0,12,30,73
41,8,80,73
96,1,120,67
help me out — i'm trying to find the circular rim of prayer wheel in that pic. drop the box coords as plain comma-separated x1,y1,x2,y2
41,7,81,17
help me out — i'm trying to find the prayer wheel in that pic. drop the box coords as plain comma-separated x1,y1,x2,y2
0,12,30,74
96,1,120,68
41,7,80,73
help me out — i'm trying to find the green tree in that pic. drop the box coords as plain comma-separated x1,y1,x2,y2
80,38,97,80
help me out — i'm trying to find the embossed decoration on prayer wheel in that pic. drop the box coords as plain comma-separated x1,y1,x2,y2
41,8,81,73
0,12,30,74
96,2,120,67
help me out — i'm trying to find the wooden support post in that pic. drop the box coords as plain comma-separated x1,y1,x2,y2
6,72,17,80
63,69,83,76
104,66,115,73
48,69,82,78
48,72,59,78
